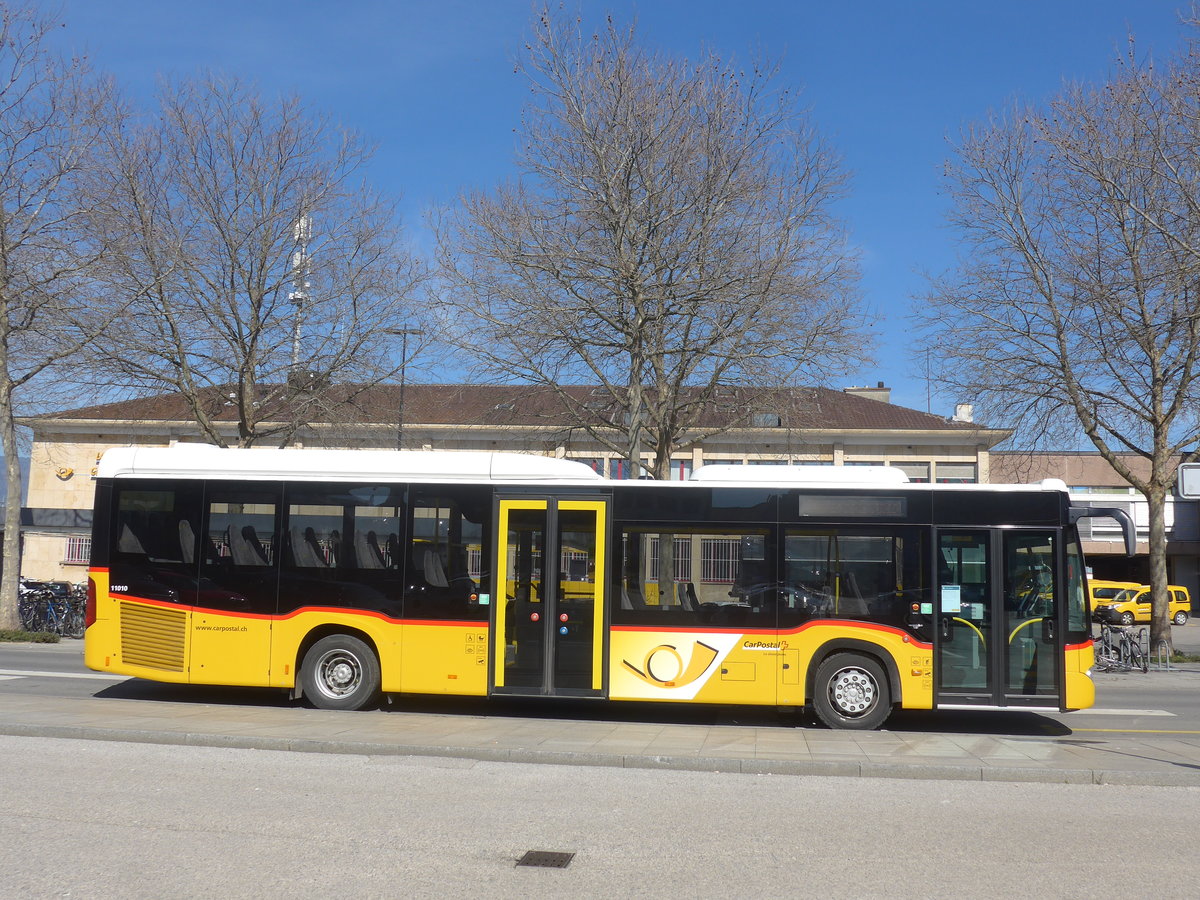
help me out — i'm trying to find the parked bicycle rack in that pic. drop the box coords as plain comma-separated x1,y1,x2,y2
1154,639,1173,671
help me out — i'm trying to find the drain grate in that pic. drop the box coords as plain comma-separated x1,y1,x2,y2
516,850,574,869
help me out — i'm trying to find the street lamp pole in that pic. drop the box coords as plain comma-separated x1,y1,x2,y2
386,328,422,450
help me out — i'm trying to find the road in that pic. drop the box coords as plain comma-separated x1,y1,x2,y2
1,734,1198,899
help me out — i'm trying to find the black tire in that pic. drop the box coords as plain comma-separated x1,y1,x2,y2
1128,644,1147,674
1173,610,1189,626
299,635,381,711
18,597,38,632
1120,612,1134,626
64,607,86,639
812,653,892,730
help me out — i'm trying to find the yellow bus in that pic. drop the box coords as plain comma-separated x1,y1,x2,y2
84,447,1133,730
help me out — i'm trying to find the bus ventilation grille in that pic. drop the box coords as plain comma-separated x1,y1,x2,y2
120,602,186,672
516,851,574,869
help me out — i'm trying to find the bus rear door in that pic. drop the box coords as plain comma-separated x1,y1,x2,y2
935,529,1063,709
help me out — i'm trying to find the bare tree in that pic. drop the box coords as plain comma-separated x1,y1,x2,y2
917,39,1200,651
81,73,428,448
435,9,866,479
0,3,122,629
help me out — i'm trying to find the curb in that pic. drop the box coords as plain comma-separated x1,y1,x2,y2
4,721,1199,788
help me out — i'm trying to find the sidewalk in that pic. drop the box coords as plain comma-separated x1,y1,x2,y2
2,670,1200,787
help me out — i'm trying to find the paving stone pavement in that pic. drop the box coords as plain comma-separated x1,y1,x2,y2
2,672,1199,787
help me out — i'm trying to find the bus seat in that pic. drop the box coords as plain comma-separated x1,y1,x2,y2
305,528,329,567
178,520,196,565
353,530,385,569
678,582,699,611
422,549,449,587
229,525,269,566
837,572,869,616
621,584,647,610
289,527,326,568
118,523,147,555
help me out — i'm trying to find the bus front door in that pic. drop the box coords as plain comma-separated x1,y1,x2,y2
492,498,607,697
935,530,1062,709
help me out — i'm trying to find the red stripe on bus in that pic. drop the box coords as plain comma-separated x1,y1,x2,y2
106,593,486,629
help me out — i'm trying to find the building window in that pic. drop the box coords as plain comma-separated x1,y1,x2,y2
666,459,693,481
935,463,977,484
649,536,693,581
609,458,643,479
893,462,930,483
575,458,604,476
700,538,741,583
64,535,91,565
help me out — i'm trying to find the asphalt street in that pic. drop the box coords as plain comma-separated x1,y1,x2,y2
3,735,1198,899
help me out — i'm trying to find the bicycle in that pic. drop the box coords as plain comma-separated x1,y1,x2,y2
18,592,41,632
1094,622,1148,673
17,580,85,638
62,585,86,639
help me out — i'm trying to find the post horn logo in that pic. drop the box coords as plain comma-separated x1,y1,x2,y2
621,641,719,688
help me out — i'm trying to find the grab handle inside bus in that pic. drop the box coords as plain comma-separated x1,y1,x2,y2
1069,506,1136,556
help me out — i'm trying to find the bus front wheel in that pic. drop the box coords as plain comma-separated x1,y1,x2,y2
300,635,381,711
812,653,891,730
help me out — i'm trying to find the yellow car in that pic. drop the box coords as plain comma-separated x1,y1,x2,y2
1089,579,1141,616
1094,585,1191,627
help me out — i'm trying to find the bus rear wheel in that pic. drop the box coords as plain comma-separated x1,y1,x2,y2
812,653,891,730
300,635,381,711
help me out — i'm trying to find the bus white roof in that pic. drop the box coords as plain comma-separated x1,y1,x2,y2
96,446,605,484
688,465,1069,493
95,446,1071,494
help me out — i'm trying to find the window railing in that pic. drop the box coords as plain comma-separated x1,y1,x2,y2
64,535,92,565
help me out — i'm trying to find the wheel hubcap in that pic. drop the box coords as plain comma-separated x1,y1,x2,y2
829,666,877,716
316,650,361,698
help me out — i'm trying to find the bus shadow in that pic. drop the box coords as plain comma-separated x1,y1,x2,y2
91,680,1073,736
885,708,1072,736
94,679,290,708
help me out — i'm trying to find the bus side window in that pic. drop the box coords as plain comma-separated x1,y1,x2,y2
782,527,928,630
202,489,281,614
404,486,490,621
111,483,202,604
613,527,775,628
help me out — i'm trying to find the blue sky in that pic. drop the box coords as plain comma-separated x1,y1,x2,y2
48,0,1192,414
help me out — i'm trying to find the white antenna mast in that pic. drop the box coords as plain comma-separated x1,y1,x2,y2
289,209,313,373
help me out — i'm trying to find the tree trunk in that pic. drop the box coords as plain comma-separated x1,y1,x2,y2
1145,487,1172,656
0,375,21,630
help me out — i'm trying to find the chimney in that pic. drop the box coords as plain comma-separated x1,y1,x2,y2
953,403,974,423
843,381,891,403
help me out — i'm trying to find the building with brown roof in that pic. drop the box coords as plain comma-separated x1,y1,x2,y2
20,382,1007,581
